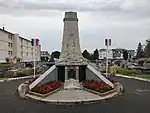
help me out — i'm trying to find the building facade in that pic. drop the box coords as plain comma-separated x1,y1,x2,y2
0,27,41,63
41,51,50,61
112,48,124,59
99,49,113,59
99,48,135,60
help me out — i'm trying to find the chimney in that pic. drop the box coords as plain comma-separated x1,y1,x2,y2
2,27,5,30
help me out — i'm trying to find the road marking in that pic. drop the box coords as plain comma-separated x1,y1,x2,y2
136,89,150,92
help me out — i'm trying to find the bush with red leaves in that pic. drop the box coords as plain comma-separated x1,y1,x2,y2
31,81,62,94
82,80,113,93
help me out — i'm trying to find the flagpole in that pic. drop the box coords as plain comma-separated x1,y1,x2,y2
34,46,36,78
106,45,108,77
32,38,39,78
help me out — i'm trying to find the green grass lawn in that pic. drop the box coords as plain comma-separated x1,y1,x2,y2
0,78,7,80
130,74,150,80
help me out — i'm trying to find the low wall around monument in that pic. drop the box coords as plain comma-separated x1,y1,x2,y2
37,68,57,86
29,65,57,89
86,65,114,88
86,67,101,81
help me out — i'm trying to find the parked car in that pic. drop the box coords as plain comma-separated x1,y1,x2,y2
0,71,4,77
143,61,150,69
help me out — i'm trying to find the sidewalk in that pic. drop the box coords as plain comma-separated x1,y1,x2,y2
0,75,40,83
115,74,150,83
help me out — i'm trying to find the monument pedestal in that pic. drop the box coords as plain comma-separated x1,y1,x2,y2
64,79,82,89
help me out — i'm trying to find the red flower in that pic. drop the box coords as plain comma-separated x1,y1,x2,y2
82,80,113,93
31,80,62,94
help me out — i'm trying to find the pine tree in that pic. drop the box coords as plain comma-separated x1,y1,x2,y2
93,49,99,60
123,50,128,60
136,42,145,58
144,39,150,57
82,50,91,60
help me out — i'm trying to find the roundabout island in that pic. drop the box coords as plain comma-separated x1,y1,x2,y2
17,11,123,104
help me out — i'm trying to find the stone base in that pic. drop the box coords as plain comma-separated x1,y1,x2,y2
26,88,119,105
18,83,29,98
64,79,82,89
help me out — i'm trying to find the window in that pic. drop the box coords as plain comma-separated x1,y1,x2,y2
8,51,12,55
26,52,28,56
8,43,12,47
21,52,23,56
21,39,23,44
21,45,23,49
31,48,33,52
8,34,13,39
8,43,10,47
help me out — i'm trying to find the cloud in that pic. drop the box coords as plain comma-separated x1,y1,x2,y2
0,0,150,52
0,0,124,11
0,0,149,17
0,0,149,23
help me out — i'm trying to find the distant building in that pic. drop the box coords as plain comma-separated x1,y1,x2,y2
0,27,41,63
41,51,50,61
127,50,135,59
99,48,135,60
112,48,124,59
99,49,113,59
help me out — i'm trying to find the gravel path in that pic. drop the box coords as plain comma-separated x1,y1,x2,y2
0,76,150,113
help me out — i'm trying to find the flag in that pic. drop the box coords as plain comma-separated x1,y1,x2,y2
105,39,111,46
31,38,39,46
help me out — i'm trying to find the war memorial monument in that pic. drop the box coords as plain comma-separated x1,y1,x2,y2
18,11,123,104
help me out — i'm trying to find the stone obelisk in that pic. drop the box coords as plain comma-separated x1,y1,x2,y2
58,11,87,66
29,11,114,90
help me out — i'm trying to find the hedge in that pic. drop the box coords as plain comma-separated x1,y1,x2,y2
115,67,136,75
15,68,33,77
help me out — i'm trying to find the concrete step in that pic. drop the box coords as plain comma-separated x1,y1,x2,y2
64,79,82,89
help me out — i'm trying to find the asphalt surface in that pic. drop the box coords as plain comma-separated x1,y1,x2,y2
0,76,150,113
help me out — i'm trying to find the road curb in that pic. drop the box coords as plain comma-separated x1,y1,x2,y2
115,74,150,83
25,91,119,105
0,75,40,83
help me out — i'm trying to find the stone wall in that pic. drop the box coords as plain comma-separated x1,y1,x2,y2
86,67,101,81
37,68,57,86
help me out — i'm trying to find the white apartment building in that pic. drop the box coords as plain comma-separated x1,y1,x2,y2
0,27,41,63
41,51,50,61
99,49,113,59
99,48,135,60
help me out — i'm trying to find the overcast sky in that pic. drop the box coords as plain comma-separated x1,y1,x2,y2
0,0,150,53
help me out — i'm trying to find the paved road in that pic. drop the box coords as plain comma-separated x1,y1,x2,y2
0,76,150,113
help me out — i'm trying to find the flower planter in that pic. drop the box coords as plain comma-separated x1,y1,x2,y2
28,88,61,97
83,87,116,96
28,81,62,97
82,80,116,96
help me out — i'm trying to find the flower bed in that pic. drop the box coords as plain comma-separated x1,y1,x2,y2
82,80,114,94
30,81,62,95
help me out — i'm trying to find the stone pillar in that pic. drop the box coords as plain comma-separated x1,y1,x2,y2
76,66,79,80
65,66,68,80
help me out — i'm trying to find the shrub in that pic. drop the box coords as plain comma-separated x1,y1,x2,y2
116,67,136,75
15,68,32,77
31,81,62,94
82,80,113,93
